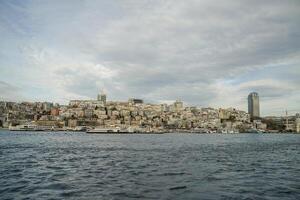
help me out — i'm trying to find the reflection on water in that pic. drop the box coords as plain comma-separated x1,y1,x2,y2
0,131,300,199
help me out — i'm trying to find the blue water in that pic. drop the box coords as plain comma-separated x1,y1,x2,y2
0,131,300,200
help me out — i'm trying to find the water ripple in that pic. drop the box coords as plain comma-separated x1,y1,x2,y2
1,131,300,199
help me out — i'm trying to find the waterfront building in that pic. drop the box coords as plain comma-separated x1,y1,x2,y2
248,92,260,120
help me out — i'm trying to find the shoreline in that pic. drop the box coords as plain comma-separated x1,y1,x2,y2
0,129,298,134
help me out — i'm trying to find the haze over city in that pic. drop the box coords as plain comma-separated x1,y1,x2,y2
0,0,300,116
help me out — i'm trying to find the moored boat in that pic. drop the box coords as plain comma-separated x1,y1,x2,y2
9,124,37,131
86,127,131,134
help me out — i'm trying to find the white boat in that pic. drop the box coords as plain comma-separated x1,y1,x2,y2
86,127,132,134
74,126,87,131
9,124,55,131
221,129,228,134
9,124,37,131
87,128,115,133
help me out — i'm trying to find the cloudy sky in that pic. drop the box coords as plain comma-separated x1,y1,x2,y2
0,0,299,116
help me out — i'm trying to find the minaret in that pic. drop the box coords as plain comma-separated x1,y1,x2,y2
285,110,289,130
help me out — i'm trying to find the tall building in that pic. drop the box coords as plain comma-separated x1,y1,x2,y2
173,100,183,112
248,92,260,119
128,98,143,104
97,91,106,105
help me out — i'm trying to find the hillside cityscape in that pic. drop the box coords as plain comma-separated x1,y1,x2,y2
0,91,299,133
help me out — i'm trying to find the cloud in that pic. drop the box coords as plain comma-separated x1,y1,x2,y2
238,79,297,98
0,0,299,115
0,81,24,101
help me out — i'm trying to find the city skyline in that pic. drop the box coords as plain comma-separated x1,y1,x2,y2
1,0,300,116
0,90,296,118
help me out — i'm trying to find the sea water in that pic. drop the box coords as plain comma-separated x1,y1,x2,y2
0,131,299,199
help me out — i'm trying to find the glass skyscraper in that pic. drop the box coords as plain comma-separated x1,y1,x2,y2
248,92,260,119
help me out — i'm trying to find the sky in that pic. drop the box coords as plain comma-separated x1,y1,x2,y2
0,0,299,116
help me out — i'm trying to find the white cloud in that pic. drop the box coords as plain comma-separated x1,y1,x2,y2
0,81,24,101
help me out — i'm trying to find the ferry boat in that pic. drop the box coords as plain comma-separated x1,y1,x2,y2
87,128,115,133
9,124,55,131
86,127,165,134
9,124,37,131
86,127,132,134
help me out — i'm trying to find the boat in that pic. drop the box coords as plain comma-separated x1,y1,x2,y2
86,128,115,133
86,127,131,134
9,124,56,131
86,127,166,134
9,124,37,131
246,128,262,133
74,126,87,132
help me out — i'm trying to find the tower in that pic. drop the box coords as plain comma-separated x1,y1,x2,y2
248,92,260,120
174,100,183,112
97,90,106,105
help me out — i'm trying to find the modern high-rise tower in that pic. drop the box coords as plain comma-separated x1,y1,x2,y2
248,92,260,119
97,91,106,105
